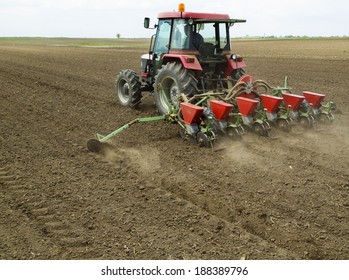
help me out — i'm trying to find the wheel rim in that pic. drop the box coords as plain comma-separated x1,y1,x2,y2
159,77,179,112
117,79,130,104
170,84,180,106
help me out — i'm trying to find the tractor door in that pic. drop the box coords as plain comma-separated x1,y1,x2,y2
152,19,172,73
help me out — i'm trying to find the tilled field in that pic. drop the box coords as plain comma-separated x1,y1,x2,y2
0,39,348,260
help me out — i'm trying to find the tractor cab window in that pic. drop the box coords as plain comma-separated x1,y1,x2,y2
219,23,230,51
171,19,187,50
197,22,230,53
171,19,204,51
154,19,172,54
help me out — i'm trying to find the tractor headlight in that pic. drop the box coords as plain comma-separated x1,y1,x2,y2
231,54,243,62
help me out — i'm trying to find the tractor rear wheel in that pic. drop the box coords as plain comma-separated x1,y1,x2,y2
154,62,198,114
115,69,142,108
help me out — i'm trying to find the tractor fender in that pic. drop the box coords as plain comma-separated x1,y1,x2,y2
162,54,203,72
225,56,247,76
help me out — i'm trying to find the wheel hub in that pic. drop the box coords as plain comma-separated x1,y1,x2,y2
121,82,130,96
170,84,180,106
117,79,130,104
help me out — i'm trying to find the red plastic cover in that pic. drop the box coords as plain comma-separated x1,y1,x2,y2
303,91,325,108
282,93,305,111
236,97,259,116
210,100,234,121
260,94,283,113
180,102,204,125
238,74,255,84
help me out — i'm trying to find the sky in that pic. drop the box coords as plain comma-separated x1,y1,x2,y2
0,0,348,38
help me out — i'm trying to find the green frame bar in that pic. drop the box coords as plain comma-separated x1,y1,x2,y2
96,116,165,143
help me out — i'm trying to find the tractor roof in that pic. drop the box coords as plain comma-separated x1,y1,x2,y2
158,11,230,20
157,5,246,24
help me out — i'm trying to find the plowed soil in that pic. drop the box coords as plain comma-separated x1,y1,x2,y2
0,38,348,260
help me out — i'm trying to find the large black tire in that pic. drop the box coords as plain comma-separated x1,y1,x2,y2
154,62,198,114
115,69,142,108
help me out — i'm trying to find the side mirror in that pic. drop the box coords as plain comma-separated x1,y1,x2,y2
144,17,150,29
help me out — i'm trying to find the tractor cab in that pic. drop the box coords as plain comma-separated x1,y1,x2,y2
141,3,246,90
151,17,230,54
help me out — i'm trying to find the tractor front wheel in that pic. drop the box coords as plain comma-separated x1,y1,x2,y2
154,62,198,114
115,69,142,108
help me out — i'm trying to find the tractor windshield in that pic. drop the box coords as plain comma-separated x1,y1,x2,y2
170,19,230,53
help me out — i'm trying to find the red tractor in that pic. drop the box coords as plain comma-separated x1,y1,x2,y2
115,3,246,114
87,3,335,152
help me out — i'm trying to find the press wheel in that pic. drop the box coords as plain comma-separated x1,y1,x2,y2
253,122,268,137
318,113,332,125
299,116,312,129
196,131,210,147
227,127,242,140
277,118,292,133
87,138,102,153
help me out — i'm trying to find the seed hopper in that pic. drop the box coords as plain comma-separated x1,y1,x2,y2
270,77,335,128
